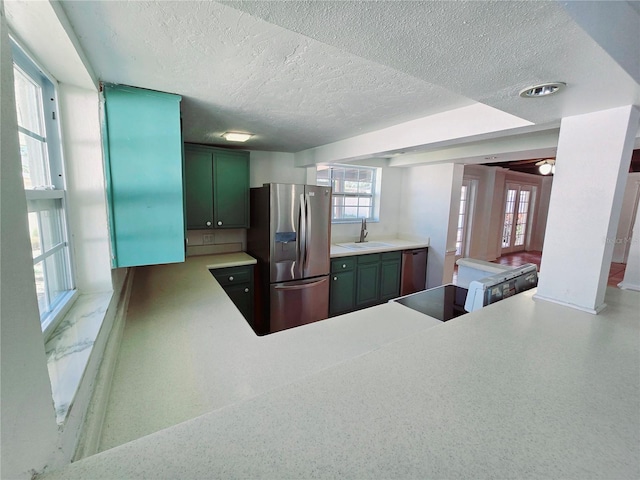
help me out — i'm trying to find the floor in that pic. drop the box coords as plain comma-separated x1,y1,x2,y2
454,251,626,287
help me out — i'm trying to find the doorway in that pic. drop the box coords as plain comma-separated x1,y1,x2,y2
501,183,536,255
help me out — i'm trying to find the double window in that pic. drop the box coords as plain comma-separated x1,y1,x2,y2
12,41,75,335
317,164,381,222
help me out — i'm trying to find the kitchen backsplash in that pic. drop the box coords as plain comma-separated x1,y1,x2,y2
186,229,246,256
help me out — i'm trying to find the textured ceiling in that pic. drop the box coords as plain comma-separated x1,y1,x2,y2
58,0,640,155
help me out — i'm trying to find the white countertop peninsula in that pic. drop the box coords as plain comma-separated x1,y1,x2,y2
40,254,640,479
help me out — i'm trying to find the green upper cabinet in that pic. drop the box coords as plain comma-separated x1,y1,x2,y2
184,144,250,229
184,147,214,228
102,84,184,268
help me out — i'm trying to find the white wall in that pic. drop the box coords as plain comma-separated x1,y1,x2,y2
249,154,404,244
0,6,62,478
250,151,306,187
59,84,113,292
398,163,464,288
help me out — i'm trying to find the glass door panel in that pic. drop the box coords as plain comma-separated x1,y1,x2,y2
502,184,535,254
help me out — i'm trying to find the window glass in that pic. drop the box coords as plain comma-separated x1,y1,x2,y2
13,66,45,136
317,164,381,222
12,40,75,333
18,132,50,188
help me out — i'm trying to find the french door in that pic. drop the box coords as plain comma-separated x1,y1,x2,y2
455,179,476,259
501,183,535,254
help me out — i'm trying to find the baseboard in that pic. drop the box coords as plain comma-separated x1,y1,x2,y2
73,267,136,460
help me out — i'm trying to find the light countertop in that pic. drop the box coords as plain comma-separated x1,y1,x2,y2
330,237,429,258
204,251,257,269
40,254,640,479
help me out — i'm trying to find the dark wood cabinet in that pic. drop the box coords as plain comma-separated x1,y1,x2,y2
184,144,249,230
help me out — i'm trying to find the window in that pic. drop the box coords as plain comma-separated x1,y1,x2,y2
12,40,75,334
317,164,381,222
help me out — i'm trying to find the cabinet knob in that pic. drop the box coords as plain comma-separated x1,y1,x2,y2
206,221,212,227
333,276,338,281
244,288,249,293
342,264,346,269
228,276,234,281
217,221,223,226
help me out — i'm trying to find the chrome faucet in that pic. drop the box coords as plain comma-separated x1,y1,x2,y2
358,218,368,243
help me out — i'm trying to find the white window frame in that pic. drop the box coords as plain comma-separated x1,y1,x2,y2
316,164,382,223
12,38,77,338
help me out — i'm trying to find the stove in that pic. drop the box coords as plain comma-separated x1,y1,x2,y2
393,284,468,322
392,263,538,322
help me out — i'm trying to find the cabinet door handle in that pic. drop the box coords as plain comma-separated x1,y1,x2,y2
333,276,338,281
244,288,249,293
206,221,212,227
228,276,234,281
217,221,223,226
342,264,347,269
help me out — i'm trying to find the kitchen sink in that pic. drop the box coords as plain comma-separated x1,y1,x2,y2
336,241,394,250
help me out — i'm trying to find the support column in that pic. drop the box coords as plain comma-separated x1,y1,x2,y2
535,105,639,313
399,163,463,288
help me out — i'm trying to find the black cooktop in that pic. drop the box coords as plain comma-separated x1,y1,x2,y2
393,284,469,322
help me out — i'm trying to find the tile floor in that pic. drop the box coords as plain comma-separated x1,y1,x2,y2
454,251,626,287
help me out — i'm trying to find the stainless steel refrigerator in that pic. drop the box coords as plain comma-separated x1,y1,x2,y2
248,184,332,334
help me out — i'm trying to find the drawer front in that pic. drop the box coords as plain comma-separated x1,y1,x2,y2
211,266,252,286
357,253,381,264
381,251,401,262
331,257,356,272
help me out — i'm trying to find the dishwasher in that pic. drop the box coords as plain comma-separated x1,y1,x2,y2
400,248,428,296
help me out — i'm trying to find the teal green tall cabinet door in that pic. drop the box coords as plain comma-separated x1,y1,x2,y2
184,146,214,229
214,150,249,228
103,84,185,267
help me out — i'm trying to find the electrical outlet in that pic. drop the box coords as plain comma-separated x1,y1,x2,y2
202,234,214,245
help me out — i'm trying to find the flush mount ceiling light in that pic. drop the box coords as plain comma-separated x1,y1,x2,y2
519,82,566,98
222,132,253,142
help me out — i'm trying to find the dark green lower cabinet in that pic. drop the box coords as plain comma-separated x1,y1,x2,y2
329,251,401,316
380,252,402,302
356,257,380,308
330,270,356,316
210,265,254,326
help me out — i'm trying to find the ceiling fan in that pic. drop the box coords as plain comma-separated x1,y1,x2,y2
535,158,556,175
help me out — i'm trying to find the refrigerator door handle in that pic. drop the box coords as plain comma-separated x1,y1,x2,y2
273,277,328,290
304,193,311,270
299,193,307,274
